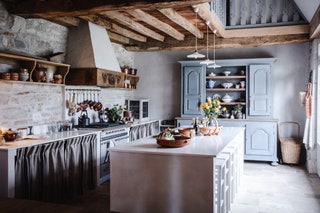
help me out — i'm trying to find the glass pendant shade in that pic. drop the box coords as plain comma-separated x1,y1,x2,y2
187,8,205,59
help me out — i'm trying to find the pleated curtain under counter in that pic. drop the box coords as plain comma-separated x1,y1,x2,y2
14,133,97,203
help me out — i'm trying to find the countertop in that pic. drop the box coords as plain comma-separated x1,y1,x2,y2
0,130,100,151
109,127,244,157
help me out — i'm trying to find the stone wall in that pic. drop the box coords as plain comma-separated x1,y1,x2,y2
0,2,68,58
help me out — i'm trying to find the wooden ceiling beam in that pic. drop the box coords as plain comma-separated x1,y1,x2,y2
80,15,147,42
4,0,211,18
127,9,185,41
193,3,226,37
48,16,80,27
108,31,130,44
226,25,310,38
159,8,203,38
310,5,320,39
101,11,165,42
124,34,310,52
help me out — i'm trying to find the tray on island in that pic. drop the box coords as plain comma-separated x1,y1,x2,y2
156,136,191,148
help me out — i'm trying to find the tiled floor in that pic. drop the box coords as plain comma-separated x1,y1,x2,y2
66,161,320,213
230,162,320,213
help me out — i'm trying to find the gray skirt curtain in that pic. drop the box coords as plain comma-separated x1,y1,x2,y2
130,121,160,141
15,133,97,203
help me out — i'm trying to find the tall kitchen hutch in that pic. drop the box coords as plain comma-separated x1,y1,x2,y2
176,58,278,165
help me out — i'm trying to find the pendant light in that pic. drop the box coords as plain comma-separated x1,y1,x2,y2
187,7,205,59
200,21,214,65
208,29,221,69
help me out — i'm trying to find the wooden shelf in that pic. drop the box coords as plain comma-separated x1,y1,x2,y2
0,52,70,84
220,102,246,105
206,88,246,92
206,76,246,79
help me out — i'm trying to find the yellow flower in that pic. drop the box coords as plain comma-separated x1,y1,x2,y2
214,107,219,113
222,107,227,111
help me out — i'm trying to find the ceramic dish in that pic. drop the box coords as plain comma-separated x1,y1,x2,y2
223,71,231,76
222,82,233,89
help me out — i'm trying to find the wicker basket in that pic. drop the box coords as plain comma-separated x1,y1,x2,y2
279,122,302,164
199,118,222,136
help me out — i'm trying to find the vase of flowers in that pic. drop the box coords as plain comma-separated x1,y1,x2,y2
200,100,226,127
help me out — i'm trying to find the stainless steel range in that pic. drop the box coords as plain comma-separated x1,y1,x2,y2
81,122,130,184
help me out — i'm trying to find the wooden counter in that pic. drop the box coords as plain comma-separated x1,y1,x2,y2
109,127,244,213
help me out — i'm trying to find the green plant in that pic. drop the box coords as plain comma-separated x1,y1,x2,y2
233,103,243,112
107,105,125,122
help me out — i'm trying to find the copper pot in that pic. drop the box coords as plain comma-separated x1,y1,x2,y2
123,110,132,117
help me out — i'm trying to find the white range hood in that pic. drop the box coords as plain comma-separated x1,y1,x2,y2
65,20,121,72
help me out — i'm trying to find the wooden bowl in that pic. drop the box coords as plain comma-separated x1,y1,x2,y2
157,136,191,148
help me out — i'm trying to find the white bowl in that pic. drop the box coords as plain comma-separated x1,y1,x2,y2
222,82,233,89
222,98,232,103
223,71,231,76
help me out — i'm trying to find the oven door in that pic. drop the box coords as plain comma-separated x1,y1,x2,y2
100,134,130,184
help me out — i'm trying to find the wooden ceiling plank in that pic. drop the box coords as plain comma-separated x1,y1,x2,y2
158,8,204,39
226,25,310,38
310,5,320,39
111,23,147,42
4,0,211,18
194,3,227,38
127,9,185,41
108,31,130,44
80,15,147,42
48,16,80,27
101,11,165,41
124,34,309,52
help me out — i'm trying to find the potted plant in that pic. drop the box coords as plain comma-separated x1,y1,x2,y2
106,105,126,122
233,103,243,119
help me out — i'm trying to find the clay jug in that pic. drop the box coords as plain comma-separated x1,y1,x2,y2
32,66,45,82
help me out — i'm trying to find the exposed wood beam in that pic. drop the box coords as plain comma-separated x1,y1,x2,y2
127,9,185,41
193,3,226,37
108,31,130,44
159,8,203,38
4,0,211,18
80,15,147,42
310,5,320,39
101,11,165,42
124,34,310,52
226,25,310,38
48,16,80,27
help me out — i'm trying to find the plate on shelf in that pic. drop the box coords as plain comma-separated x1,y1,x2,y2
212,94,221,101
208,72,216,77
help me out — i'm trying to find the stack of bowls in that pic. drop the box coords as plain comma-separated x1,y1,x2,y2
10,72,19,81
0,73,10,80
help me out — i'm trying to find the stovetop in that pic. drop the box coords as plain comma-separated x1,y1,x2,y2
77,122,127,129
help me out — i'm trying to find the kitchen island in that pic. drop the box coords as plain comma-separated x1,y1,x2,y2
109,127,244,213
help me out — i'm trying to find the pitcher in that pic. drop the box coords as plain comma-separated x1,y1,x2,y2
207,80,215,88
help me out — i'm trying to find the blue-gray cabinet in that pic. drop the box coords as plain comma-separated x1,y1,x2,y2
249,64,272,117
178,58,278,164
219,120,278,164
179,61,205,117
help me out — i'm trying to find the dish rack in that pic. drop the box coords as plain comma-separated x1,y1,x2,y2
278,121,302,164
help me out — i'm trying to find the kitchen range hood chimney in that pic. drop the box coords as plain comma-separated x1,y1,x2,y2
65,20,121,72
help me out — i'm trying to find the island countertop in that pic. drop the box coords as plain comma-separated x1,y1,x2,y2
109,127,244,157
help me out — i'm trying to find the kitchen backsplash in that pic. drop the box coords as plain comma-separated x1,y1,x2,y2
0,81,64,131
